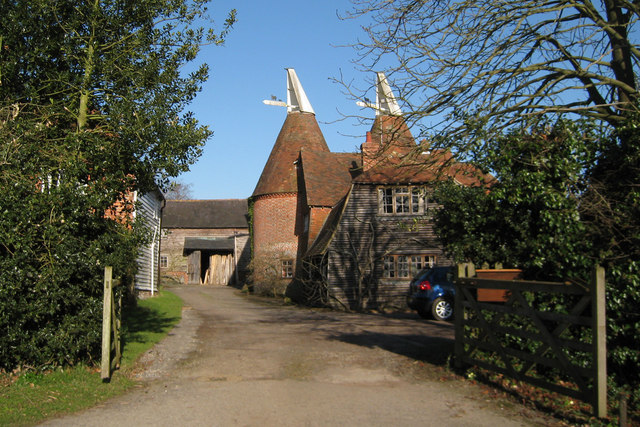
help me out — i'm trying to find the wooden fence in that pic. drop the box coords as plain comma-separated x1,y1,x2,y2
453,264,607,418
101,266,122,381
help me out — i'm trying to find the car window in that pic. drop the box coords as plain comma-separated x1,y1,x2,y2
415,270,430,282
432,268,445,282
430,267,453,283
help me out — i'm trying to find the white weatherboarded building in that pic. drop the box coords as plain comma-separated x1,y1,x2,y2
133,189,165,294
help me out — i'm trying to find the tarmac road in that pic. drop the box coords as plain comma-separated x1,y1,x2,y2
41,286,558,426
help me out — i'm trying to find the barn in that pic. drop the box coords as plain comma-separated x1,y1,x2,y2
160,199,250,286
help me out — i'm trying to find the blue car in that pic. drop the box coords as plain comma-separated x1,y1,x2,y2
406,266,455,321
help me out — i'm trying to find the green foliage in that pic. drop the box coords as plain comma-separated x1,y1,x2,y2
0,0,235,370
0,366,133,425
606,262,640,384
583,119,640,264
434,117,640,411
435,119,599,279
585,122,640,398
0,129,143,369
0,290,182,426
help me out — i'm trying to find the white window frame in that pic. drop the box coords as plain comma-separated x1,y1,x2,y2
378,186,428,215
382,254,437,278
281,259,294,279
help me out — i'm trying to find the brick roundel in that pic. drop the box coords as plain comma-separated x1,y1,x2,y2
252,193,299,258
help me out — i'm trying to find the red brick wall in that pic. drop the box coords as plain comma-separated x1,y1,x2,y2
104,190,136,224
253,193,299,260
309,207,331,245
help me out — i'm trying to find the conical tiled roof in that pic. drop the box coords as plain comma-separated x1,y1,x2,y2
368,115,416,153
252,112,330,197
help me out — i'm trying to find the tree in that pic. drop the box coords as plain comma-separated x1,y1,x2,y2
164,181,195,200
0,0,235,370
433,119,599,278
433,119,640,414
344,0,639,144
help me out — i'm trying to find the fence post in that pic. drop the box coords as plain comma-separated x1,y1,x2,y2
454,263,471,370
101,266,113,381
592,265,607,418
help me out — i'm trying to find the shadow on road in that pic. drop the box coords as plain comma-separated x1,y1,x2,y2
121,305,181,354
328,330,454,366
245,292,455,366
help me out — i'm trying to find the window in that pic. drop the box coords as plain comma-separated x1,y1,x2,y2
397,255,410,278
383,256,396,278
281,259,294,278
378,186,428,215
383,255,436,278
159,255,168,268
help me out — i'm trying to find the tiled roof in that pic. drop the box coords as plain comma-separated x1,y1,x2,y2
162,199,249,229
253,112,330,197
300,150,360,207
354,150,494,186
368,115,416,153
361,115,419,172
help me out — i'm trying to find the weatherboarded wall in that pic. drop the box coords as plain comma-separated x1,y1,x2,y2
323,184,450,310
134,190,164,294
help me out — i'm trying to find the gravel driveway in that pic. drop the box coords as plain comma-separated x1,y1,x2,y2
41,285,558,426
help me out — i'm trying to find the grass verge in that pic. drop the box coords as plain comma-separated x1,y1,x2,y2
0,290,183,426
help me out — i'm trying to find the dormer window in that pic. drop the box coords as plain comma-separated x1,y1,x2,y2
378,186,427,215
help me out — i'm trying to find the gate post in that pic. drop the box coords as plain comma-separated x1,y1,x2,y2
592,265,607,418
101,266,113,381
454,263,473,370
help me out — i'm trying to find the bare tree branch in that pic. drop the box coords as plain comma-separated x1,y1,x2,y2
342,0,640,147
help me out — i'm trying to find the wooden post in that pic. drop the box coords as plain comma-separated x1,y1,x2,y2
592,265,607,418
234,232,239,286
454,263,471,370
113,279,121,368
619,392,628,427
101,266,113,381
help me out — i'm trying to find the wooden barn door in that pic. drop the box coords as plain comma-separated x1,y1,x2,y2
187,251,201,284
206,254,234,286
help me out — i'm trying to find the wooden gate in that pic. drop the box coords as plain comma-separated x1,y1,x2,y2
454,264,607,418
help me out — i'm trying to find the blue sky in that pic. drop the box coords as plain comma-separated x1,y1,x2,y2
178,0,376,200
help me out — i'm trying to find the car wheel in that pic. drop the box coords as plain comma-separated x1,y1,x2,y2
431,297,453,321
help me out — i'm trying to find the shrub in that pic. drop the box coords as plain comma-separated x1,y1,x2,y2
0,177,144,370
246,252,291,298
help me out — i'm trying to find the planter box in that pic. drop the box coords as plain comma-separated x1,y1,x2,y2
475,269,522,302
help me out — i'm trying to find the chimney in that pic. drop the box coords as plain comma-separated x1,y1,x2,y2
361,131,378,172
